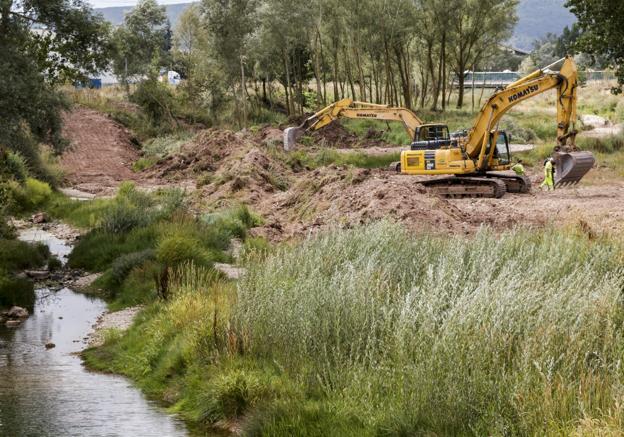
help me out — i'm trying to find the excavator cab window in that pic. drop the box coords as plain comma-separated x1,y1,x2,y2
410,124,453,151
495,132,511,165
415,124,450,142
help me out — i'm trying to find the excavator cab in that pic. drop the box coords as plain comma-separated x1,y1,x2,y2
494,131,511,165
410,123,455,150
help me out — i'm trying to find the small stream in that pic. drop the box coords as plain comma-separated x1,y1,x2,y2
0,228,188,437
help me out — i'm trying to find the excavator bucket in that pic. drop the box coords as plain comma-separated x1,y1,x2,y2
553,151,595,187
283,127,305,151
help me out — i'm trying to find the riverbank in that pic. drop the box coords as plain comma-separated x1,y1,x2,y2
0,221,189,436
82,222,624,436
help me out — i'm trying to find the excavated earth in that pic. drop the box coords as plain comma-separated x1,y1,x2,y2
61,108,624,240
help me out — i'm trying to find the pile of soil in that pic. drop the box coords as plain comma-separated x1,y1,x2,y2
146,129,250,180
252,168,475,240
309,122,395,149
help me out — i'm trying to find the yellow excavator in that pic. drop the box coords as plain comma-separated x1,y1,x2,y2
284,56,594,198
283,99,450,150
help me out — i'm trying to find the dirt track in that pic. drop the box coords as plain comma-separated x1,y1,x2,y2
60,108,141,193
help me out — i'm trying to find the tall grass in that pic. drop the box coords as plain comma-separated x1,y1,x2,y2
88,221,624,435
235,222,624,434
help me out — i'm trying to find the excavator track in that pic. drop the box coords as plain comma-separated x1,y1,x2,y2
485,172,532,193
420,176,507,198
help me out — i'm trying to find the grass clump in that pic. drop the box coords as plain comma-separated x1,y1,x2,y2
67,183,258,307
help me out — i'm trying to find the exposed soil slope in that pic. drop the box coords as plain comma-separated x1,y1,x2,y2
60,108,141,193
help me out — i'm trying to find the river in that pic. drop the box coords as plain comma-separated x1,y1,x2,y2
0,228,188,437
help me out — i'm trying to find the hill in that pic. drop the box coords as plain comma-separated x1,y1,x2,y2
95,2,193,27
511,0,576,51
94,0,575,52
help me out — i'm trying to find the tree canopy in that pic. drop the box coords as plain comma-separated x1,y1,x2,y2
0,0,111,178
566,0,624,92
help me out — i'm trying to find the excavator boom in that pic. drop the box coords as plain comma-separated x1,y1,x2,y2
283,98,425,150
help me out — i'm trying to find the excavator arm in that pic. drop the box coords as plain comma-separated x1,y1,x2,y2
465,57,579,170
283,98,425,150
457,56,593,186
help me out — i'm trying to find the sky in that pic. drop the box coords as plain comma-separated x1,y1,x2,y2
89,0,192,7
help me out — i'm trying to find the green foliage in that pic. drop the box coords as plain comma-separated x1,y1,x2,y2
156,236,212,267
5,151,29,182
109,249,156,288
0,0,110,177
577,132,624,154
66,187,256,307
0,239,50,272
131,78,177,128
0,273,34,309
567,0,624,92
69,226,158,272
83,223,624,435
112,0,170,83
234,222,624,434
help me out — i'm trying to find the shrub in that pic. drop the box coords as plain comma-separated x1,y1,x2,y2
0,272,34,309
68,226,158,271
5,151,29,182
108,249,155,287
131,78,176,128
24,178,52,207
0,239,50,271
99,200,147,234
156,235,211,267
47,256,63,272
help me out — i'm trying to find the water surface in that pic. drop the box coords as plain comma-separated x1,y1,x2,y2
0,229,188,437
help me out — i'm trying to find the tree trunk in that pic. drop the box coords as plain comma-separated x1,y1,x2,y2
283,50,292,115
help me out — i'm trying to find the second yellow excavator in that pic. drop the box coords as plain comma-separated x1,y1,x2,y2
284,56,594,198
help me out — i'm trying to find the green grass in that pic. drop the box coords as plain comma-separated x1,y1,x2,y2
63,183,260,308
85,222,624,435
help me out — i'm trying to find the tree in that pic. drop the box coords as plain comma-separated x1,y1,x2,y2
448,0,518,108
566,0,624,92
112,0,169,85
0,0,111,179
202,0,258,122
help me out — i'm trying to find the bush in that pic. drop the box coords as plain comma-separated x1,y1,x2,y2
24,178,52,206
5,151,29,182
68,226,158,271
0,272,34,309
99,200,148,234
108,249,155,287
156,235,212,267
0,239,50,271
131,78,176,128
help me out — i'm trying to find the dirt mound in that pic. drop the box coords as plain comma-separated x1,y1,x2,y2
61,108,140,193
249,168,475,240
200,146,293,206
147,129,250,179
309,122,394,149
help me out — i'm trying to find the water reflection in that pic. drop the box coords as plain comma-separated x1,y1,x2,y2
0,229,188,437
